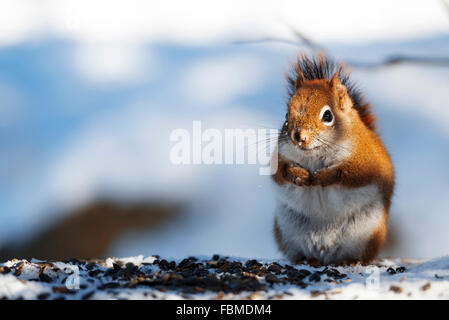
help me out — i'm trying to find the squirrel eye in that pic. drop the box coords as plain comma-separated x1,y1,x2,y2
322,110,333,122
319,106,334,126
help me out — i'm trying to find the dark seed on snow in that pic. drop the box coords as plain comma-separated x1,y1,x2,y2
268,264,282,274
125,263,138,273
206,260,218,267
52,287,75,294
37,293,50,300
390,285,403,294
178,259,190,268
265,274,279,284
89,270,102,277
396,266,406,273
287,269,310,280
309,273,321,282
291,278,308,288
245,259,262,269
421,283,431,291
82,291,95,300
185,262,197,270
298,269,311,277
39,273,52,283
387,267,396,275
310,290,322,298
0,266,11,274
159,259,170,270
219,263,230,272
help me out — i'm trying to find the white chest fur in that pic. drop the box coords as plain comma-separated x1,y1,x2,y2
273,140,384,264
273,182,384,264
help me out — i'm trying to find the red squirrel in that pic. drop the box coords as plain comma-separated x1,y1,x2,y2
272,55,394,266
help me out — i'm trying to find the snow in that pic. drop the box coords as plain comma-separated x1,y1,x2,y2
1,255,449,300
2,0,448,47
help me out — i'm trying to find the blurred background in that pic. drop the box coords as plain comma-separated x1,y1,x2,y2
0,0,448,261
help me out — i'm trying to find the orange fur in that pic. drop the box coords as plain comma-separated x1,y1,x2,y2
361,210,388,264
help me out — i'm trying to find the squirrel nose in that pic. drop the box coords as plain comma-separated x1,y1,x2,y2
291,129,309,144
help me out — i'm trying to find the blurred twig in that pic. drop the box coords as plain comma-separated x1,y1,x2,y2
348,55,449,68
233,25,449,69
288,24,327,55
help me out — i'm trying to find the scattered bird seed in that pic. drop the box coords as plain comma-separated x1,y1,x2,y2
0,255,413,300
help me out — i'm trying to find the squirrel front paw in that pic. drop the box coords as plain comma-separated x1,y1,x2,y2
284,164,311,186
311,169,326,186
311,167,342,187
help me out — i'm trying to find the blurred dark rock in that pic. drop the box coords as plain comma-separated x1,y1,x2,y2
0,200,182,261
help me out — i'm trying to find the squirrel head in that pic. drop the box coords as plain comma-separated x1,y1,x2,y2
286,72,354,151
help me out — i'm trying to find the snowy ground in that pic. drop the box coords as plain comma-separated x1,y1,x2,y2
1,254,449,300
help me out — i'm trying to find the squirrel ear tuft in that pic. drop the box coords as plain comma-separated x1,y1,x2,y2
330,72,342,90
294,71,305,91
330,72,352,111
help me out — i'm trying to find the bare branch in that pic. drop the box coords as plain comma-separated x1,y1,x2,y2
348,55,449,68
232,28,449,69
287,25,327,55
